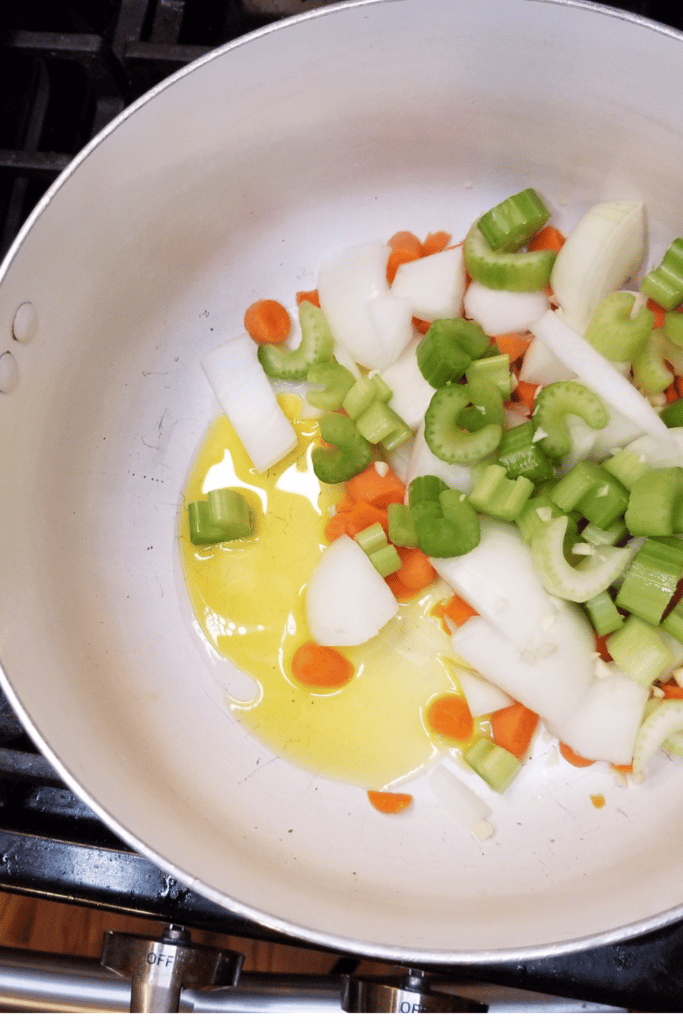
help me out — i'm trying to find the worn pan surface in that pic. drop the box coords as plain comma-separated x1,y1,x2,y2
2,0,683,962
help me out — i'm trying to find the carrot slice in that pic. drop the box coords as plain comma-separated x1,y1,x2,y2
346,501,389,537
494,332,533,363
244,299,291,344
646,297,667,329
442,594,478,628
559,741,595,768
345,463,406,508
595,633,613,663
291,641,354,688
386,230,423,284
490,702,539,759
528,225,565,252
367,791,413,814
660,682,683,699
422,230,452,256
513,380,538,414
395,547,437,591
385,573,421,601
426,693,474,742
295,289,320,308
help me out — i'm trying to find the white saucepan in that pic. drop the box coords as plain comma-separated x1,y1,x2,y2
2,0,683,963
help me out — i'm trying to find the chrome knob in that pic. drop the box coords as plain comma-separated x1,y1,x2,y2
341,968,487,1013
101,924,243,1013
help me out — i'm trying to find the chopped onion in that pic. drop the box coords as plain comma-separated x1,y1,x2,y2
404,421,474,492
519,334,574,386
317,240,391,369
366,292,414,368
379,336,436,430
455,666,514,717
463,280,549,336
201,335,297,473
633,700,683,775
550,200,646,334
390,246,466,321
428,764,494,839
305,534,398,646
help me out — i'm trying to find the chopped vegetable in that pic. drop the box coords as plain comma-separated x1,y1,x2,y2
585,291,653,363
312,412,373,484
305,361,356,411
477,187,551,252
386,230,423,284
346,462,405,507
291,641,355,688
490,702,539,759
395,546,437,591
464,736,521,793
464,224,556,292
423,384,503,465
257,300,336,380
531,382,609,459
606,615,673,687
391,245,467,322
641,237,683,310
426,693,474,742
367,791,413,813
616,537,683,625
632,698,683,774
530,514,632,602
244,298,291,344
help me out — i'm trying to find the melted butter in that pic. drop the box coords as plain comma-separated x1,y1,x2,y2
179,397,463,790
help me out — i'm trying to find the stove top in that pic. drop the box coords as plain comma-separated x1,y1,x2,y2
2,0,683,1011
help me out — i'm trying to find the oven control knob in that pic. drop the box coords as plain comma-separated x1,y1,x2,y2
341,969,487,1013
101,924,244,1013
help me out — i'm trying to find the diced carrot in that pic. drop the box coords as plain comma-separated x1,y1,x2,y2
412,316,432,334
346,501,389,537
296,289,320,308
367,791,413,814
646,297,667,329
335,497,355,514
611,762,633,774
442,594,478,627
426,694,474,742
595,633,613,662
244,299,291,344
345,463,406,508
528,225,565,252
386,230,423,284
665,382,679,404
324,512,352,542
395,547,437,591
385,573,422,601
291,641,355,688
559,741,595,768
422,230,452,256
504,401,532,420
661,682,683,699
490,702,539,759
494,332,533,363
514,380,539,413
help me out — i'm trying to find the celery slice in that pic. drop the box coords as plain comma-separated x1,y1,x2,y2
342,374,392,419
424,384,502,465
585,291,653,362
257,300,335,380
311,412,372,484
632,328,674,396
188,488,255,546
415,319,482,387
305,361,355,411
625,467,683,537
601,447,649,490
661,398,683,428
581,519,628,548
387,503,418,548
664,310,683,348
409,480,480,558
583,591,624,637
641,237,683,310
532,381,608,459
606,615,673,687
476,188,551,252
615,536,683,625
457,379,505,433
550,460,628,531
633,699,683,774
463,224,556,292
464,737,521,793
469,464,534,522
465,352,512,399
355,399,411,450
530,515,633,602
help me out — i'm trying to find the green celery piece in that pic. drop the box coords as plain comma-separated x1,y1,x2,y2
606,615,673,687
530,514,632,602
464,737,521,793
497,420,555,483
468,464,534,522
632,328,674,396
207,488,254,539
457,379,505,433
354,522,388,556
550,460,628,531
466,352,512,400
532,381,608,459
515,494,574,545
601,447,649,490
408,475,449,505
311,412,372,484
463,224,556,292
257,300,334,380
369,544,402,577
585,291,653,362
583,591,624,637
661,397,683,428
188,500,229,546
305,361,356,411
625,467,683,537
409,484,480,558
424,384,502,465
641,237,683,310
477,188,551,252
662,599,683,645
342,374,392,419
415,320,473,387
355,400,412,451
616,536,683,625
387,503,418,548
581,519,628,548
664,310,683,348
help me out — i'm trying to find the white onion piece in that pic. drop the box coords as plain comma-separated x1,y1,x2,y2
550,200,646,335
428,764,493,840
519,335,574,386
384,437,413,483
548,664,648,766
201,335,297,473
317,240,391,369
366,293,414,368
451,610,594,725
404,421,474,493
305,534,398,647
455,667,514,718
379,336,436,430
463,280,549,336
559,414,599,473
532,310,668,439
391,246,466,321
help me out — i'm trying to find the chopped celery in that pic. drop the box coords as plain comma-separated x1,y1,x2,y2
369,544,402,577
530,515,633,602
188,488,255,546
408,475,448,506
466,352,513,400
664,310,683,348
661,397,683,428
476,188,551,252
188,500,230,546
409,479,480,558
355,399,412,450
632,328,674,396
468,464,534,521
311,412,373,484
606,615,673,687
581,519,628,548
515,493,575,545
457,379,505,432
641,237,683,310
615,536,683,625
550,460,629,530
532,381,608,459
585,291,653,362
583,591,624,637
257,300,334,380
305,361,356,411
625,467,683,537
342,374,392,419
464,737,521,793
387,503,418,548
497,420,556,483
601,447,649,490
424,384,503,465
661,598,683,644
463,224,556,292
354,522,388,556
415,319,486,387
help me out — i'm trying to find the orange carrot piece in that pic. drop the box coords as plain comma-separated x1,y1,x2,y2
295,288,320,308
559,741,595,768
528,225,565,252
490,702,539,759
346,501,389,537
595,633,613,663
345,463,406,508
385,572,421,601
646,297,667,329
494,332,533,363
427,694,474,742
324,512,352,542
386,230,424,284
514,380,538,413
442,594,478,627
244,299,291,344
291,641,355,688
661,682,683,699
422,230,452,256
396,547,437,591
611,762,633,774
412,316,432,335
367,791,413,814
665,382,679,404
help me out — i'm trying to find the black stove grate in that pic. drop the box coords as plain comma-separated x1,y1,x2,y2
3,0,683,1011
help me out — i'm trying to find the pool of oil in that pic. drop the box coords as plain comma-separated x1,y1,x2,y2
178,395,466,791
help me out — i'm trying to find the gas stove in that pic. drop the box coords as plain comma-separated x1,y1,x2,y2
2,0,683,1012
